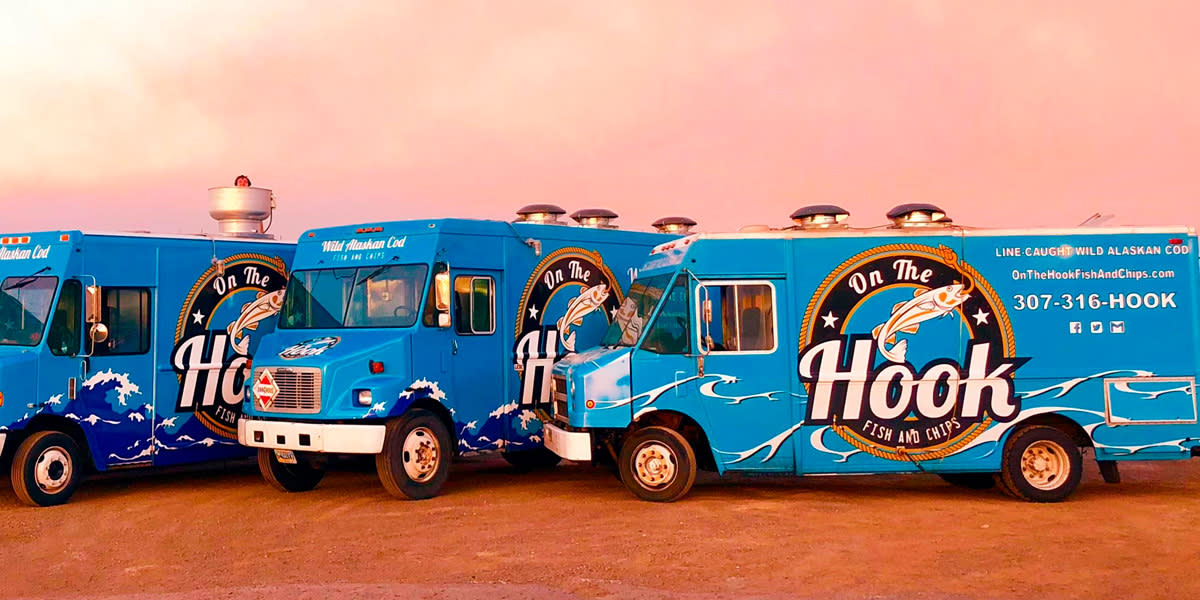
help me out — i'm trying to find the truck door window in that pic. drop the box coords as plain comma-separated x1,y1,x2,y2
0,275,58,346
95,288,151,355
453,276,495,335
640,277,690,354
48,279,81,356
698,282,775,353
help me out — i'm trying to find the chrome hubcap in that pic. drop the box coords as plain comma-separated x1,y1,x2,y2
35,446,72,493
633,441,676,490
1021,440,1070,490
402,427,439,482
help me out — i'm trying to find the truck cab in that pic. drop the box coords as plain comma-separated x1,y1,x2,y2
0,184,294,506
240,209,678,499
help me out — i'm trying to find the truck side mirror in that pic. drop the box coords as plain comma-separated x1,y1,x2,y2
89,323,109,344
434,271,451,327
85,285,103,324
700,293,713,355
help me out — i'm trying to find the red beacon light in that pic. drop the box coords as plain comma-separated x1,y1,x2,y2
369,360,385,374
1169,238,1183,245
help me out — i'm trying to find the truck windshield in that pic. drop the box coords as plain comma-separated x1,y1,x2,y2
280,264,429,329
601,273,672,347
0,275,59,346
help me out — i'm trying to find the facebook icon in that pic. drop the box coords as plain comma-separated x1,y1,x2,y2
1069,321,1082,334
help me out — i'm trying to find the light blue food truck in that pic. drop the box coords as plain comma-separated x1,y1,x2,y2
545,204,1200,502
238,206,686,499
0,184,294,506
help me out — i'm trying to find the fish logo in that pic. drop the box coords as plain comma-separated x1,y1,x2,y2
227,289,285,355
797,244,1023,462
556,284,610,352
870,284,970,363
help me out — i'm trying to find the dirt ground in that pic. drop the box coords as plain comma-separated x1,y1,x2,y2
3,456,1199,600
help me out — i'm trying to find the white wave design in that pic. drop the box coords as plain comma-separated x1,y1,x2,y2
1111,381,1195,400
108,446,154,462
82,369,142,406
697,376,790,405
716,421,805,464
1017,369,1154,399
809,426,863,463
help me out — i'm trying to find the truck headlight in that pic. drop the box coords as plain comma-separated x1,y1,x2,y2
355,389,372,406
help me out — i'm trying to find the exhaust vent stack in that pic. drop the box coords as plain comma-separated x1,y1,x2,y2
790,205,850,229
208,183,275,238
652,216,697,235
570,208,619,229
887,203,952,228
515,204,567,225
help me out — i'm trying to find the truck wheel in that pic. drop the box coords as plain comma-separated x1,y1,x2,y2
256,448,325,492
502,447,562,472
938,473,997,490
998,426,1082,502
376,409,451,500
618,426,696,502
10,431,83,507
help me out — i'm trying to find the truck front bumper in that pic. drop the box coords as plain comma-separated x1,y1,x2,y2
238,419,385,454
543,423,592,461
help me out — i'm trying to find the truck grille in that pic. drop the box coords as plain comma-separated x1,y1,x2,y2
552,374,568,422
262,367,321,414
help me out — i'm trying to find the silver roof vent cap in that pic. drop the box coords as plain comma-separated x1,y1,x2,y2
515,204,567,225
570,208,619,229
790,205,850,229
208,178,275,239
887,203,952,228
651,216,697,234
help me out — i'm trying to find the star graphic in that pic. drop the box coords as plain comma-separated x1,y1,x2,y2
972,308,990,325
610,306,618,319
191,310,205,324
528,305,539,319
821,310,839,329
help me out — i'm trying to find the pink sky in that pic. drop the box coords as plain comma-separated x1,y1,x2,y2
2,1,1197,239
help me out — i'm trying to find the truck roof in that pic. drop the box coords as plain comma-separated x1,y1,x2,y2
299,218,668,244
0,229,291,244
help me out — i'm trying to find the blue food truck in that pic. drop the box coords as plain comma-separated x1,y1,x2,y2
238,206,685,499
0,184,294,506
546,204,1200,502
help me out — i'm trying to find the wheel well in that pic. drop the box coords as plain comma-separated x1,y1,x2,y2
1011,414,1092,449
631,410,717,471
407,399,458,452
21,415,98,472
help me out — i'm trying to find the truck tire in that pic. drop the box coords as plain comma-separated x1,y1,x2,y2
257,448,325,492
618,426,697,502
938,473,997,490
10,431,83,507
376,409,451,500
998,426,1082,502
502,447,562,472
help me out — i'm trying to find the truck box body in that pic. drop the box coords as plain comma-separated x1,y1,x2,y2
547,222,1200,501
0,229,294,504
239,217,672,498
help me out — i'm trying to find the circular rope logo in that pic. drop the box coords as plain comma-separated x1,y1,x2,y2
797,244,1027,461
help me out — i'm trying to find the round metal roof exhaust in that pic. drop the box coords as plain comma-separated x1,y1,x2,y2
652,216,697,234
887,203,952,228
790,205,850,229
515,204,567,225
208,179,275,238
570,208,619,229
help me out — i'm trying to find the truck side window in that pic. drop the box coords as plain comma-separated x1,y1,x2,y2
641,277,690,354
699,282,775,353
48,280,82,356
94,288,151,355
453,276,495,335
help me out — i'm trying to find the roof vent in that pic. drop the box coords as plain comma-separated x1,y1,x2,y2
652,216,697,234
790,205,850,229
208,177,275,238
738,224,772,233
887,203,952,228
570,208,619,229
515,204,566,225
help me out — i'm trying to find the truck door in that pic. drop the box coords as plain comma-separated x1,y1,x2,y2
447,270,506,451
690,279,794,472
80,286,156,467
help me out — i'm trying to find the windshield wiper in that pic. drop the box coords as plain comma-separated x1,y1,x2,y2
355,266,389,286
2,267,51,291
